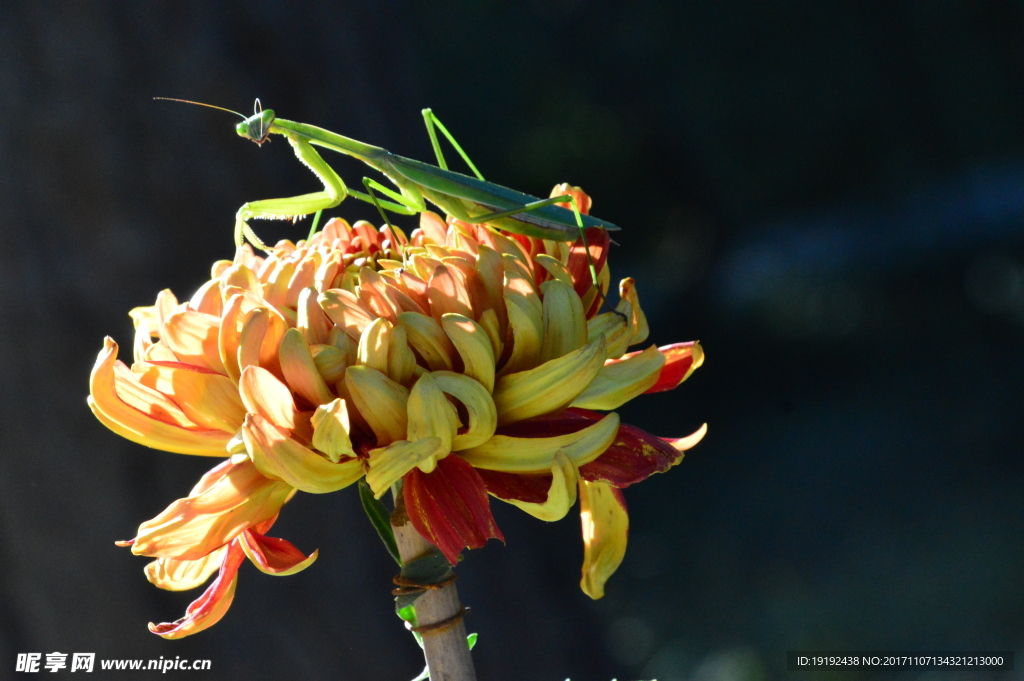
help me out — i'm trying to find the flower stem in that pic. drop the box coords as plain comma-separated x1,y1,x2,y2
391,502,477,681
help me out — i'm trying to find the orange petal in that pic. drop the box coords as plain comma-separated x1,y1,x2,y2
148,541,245,639
244,413,363,493
319,289,376,341
344,365,409,446
279,328,335,407
131,458,292,559
144,546,228,591
644,342,705,393
88,339,231,456
579,480,628,599
160,309,225,373
132,361,246,433
238,528,319,576
239,365,297,430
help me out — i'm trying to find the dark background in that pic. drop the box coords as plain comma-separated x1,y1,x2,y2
2,2,1023,680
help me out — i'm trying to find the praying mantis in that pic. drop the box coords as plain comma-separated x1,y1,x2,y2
157,99,621,287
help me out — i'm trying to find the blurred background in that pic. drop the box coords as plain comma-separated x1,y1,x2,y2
2,2,1023,679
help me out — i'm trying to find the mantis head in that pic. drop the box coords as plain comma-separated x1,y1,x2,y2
236,108,276,146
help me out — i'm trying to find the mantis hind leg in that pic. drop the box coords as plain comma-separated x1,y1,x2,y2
422,109,485,181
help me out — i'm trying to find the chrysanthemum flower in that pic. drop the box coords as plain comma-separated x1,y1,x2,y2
89,185,704,638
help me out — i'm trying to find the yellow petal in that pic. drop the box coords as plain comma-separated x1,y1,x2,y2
387,325,418,386
357,317,392,375
344,365,409,445
539,279,588,364
297,287,332,345
131,362,246,433
365,437,444,498
279,328,335,407
236,306,287,377
431,370,497,451
586,310,631,360
500,286,544,376
319,288,376,341
617,278,649,346
477,307,503,361
407,372,458,457
243,414,363,494
459,412,619,472
442,314,496,393
239,365,296,431
579,480,628,599
311,344,348,384
311,398,356,462
502,451,578,522
534,253,574,287
263,259,296,308
493,337,606,426
397,311,455,371
131,458,292,559
161,309,225,373
145,547,228,591
571,345,666,410
189,278,223,317
88,339,230,456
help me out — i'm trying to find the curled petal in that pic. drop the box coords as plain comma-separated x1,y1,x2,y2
144,546,228,591
476,469,551,503
442,314,495,393
397,312,455,371
534,253,574,287
311,398,356,462
161,309,225,373
579,480,628,600
493,337,606,426
459,412,619,472
279,328,334,407
428,264,473,320
239,365,297,431
407,373,459,465
644,342,705,393
616,278,649,346
431,371,497,451
587,309,632,359
357,317,392,375
366,437,444,498
133,361,246,433
571,345,665,411
88,339,231,456
567,227,610,299
344,365,409,446
319,289,376,341
149,542,245,639
404,455,504,565
131,458,291,559
297,287,333,345
578,417,706,487
501,287,544,376
244,414,363,494
501,451,578,522
387,325,419,386
539,279,588,363
238,528,319,576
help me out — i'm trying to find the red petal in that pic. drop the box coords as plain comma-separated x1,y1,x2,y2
148,542,245,639
477,469,553,503
578,423,684,488
496,410,592,438
404,455,505,564
240,528,319,575
643,342,700,393
567,228,610,298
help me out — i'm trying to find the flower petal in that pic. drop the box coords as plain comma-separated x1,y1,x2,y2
344,365,409,446
501,451,578,522
244,413,363,494
431,370,497,451
88,339,231,456
459,412,619,472
643,342,705,393
493,337,606,426
616,278,649,346
407,373,459,469
311,398,356,462
239,365,297,431
297,287,333,345
161,309,226,373
579,480,628,600
404,454,504,565
131,458,292,559
366,437,444,498
319,288,376,341
148,542,245,639
144,546,228,591
539,279,588,363
397,311,456,371
238,528,319,576
571,344,665,411
442,314,496,393
132,361,246,433
279,328,335,407
357,317,392,375
476,469,551,503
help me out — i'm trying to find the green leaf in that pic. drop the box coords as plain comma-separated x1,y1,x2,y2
409,664,429,681
358,479,401,565
467,632,478,650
